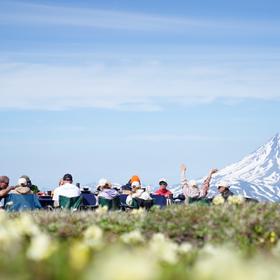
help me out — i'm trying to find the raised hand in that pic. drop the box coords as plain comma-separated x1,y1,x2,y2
210,168,218,175
180,164,187,173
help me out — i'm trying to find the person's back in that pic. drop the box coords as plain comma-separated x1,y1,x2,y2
53,183,80,199
97,178,119,200
53,174,81,207
10,178,33,195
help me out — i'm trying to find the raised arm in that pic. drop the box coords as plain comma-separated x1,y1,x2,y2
180,164,188,186
200,169,218,197
0,186,15,198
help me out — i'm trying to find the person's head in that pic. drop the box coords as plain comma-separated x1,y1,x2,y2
217,182,230,193
159,178,168,189
18,177,27,187
131,181,141,191
20,175,32,187
97,178,111,190
0,176,9,189
188,180,198,188
63,174,73,184
130,175,141,184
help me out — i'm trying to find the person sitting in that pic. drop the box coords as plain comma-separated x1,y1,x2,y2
20,175,40,194
53,174,81,207
126,181,153,210
121,175,141,194
97,178,120,210
154,178,173,198
0,176,15,208
10,178,33,195
97,179,119,200
216,181,234,200
180,164,218,204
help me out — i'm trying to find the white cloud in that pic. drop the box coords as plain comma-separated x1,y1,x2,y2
0,57,280,111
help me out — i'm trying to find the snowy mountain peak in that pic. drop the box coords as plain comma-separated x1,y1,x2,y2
207,133,280,202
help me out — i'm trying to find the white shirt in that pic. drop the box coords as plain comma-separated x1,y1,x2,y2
126,189,152,206
53,183,81,205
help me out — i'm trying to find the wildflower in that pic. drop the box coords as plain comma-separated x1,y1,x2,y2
212,195,225,205
228,195,245,205
83,225,103,249
270,231,277,243
177,242,193,255
86,248,159,280
96,206,108,214
131,208,146,217
70,241,91,271
121,230,145,245
149,233,178,264
27,233,56,261
14,214,41,236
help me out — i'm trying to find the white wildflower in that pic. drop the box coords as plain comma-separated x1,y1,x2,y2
149,233,178,264
121,230,145,244
27,233,56,261
14,214,41,236
212,195,225,205
96,206,108,214
228,195,245,205
87,249,159,280
177,242,193,255
83,225,103,249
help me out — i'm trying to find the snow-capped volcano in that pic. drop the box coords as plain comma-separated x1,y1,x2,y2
172,134,280,202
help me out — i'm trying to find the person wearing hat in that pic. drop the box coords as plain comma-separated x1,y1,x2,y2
180,164,218,204
20,175,40,194
97,178,119,200
10,177,33,195
53,174,81,207
121,175,141,193
216,181,234,200
97,178,120,210
126,181,153,210
154,178,173,198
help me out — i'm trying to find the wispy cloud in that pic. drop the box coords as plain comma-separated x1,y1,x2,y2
0,56,280,111
0,1,279,33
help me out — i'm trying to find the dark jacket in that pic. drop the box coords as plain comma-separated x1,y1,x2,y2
221,189,234,200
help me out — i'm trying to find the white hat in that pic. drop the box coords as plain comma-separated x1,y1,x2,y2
18,178,27,186
188,180,198,188
217,181,230,189
131,181,140,188
97,178,109,188
159,178,168,185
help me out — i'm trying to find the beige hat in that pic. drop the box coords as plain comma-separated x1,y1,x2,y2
97,178,109,188
188,180,198,188
217,181,230,189
18,178,27,186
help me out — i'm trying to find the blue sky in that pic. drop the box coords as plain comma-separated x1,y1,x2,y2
0,0,280,190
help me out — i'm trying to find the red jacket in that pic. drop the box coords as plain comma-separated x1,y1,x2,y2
154,188,173,197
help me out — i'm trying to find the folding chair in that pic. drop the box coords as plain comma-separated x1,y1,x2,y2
5,194,42,212
59,195,82,211
81,193,98,210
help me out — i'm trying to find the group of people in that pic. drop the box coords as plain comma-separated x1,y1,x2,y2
0,164,235,210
